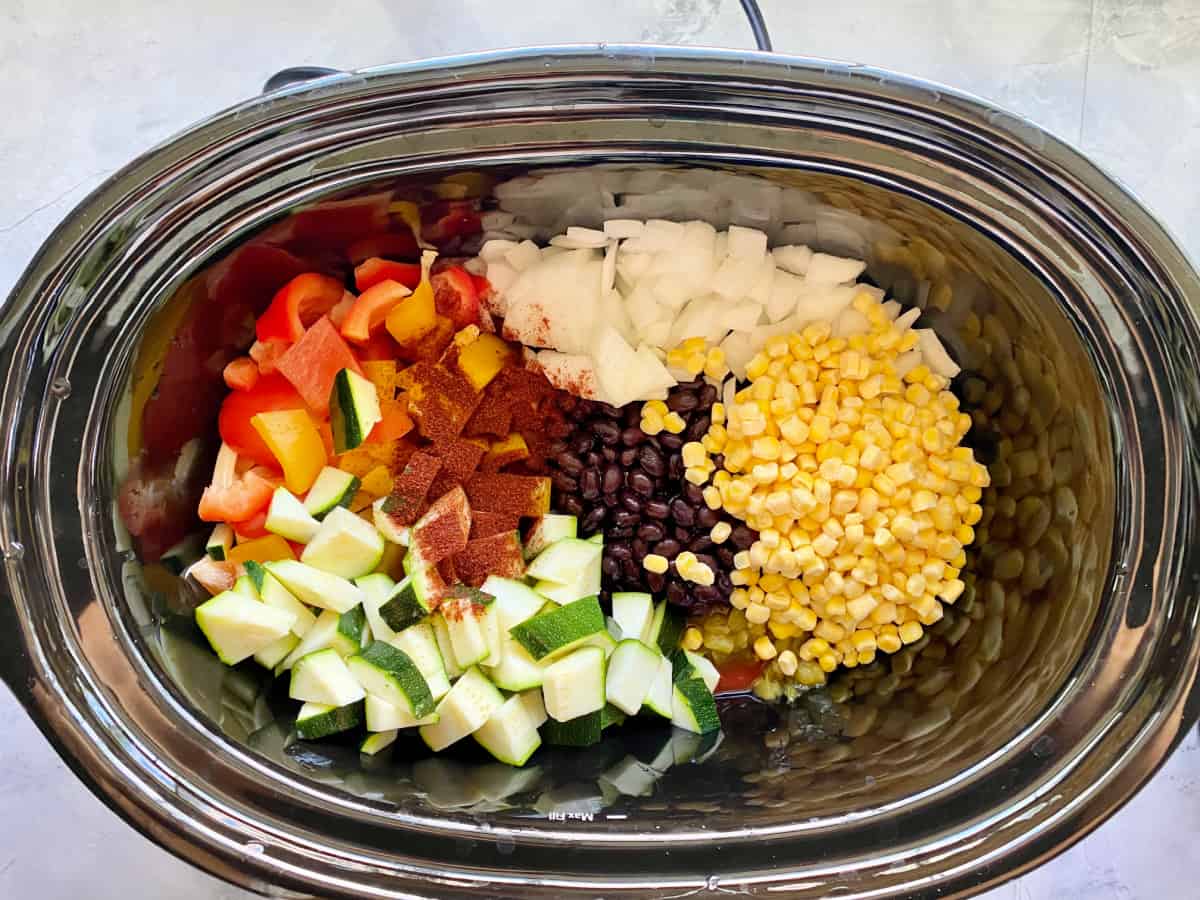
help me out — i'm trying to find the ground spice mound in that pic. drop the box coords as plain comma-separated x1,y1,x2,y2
464,472,552,517
470,511,521,539
383,450,442,525
453,532,525,586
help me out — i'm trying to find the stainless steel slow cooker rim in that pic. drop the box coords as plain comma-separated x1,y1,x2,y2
2,44,1200,900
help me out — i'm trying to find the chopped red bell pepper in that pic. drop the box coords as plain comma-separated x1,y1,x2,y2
255,273,346,344
358,330,401,361
354,257,422,292
715,657,767,695
431,266,480,329
222,357,260,392
346,232,419,265
218,373,310,468
329,291,357,329
231,507,271,540
274,315,363,415
340,279,412,345
198,444,278,523
470,273,491,297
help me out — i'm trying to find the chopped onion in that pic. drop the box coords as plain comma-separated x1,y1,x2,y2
916,328,961,379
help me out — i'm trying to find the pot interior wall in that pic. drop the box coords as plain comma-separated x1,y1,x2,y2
122,162,1113,827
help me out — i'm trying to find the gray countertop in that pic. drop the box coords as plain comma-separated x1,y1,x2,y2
2,1,1198,897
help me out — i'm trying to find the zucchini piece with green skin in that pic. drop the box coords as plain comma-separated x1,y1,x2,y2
360,730,398,755
481,576,545,632
278,607,365,672
389,621,451,701
206,523,234,561
601,703,627,730
522,514,578,560
419,667,505,752
295,700,363,740
526,538,601,584
648,601,686,656
347,640,435,718
303,466,360,519
485,636,545,692
432,614,464,679
542,645,606,722
245,561,317,637
684,650,721,693
377,576,429,632
509,596,605,661
587,533,604,545
612,592,654,644
264,560,365,613
355,572,398,643
439,592,496,669
301,506,385,580
581,629,617,657
253,632,300,670
542,710,603,747
365,693,439,731
329,367,382,453
372,497,411,546
289,647,366,707
670,677,720,735
195,590,296,665
265,487,321,543
232,574,259,599
605,639,662,715
474,692,543,767
643,656,674,718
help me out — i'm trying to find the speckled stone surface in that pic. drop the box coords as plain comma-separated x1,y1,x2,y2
1,1,1197,896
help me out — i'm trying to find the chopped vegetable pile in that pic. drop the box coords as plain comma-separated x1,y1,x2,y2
130,194,986,769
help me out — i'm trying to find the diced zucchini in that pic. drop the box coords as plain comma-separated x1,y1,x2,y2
403,550,444,610
526,538,601,584
360,730,398,755
372,497,411,546
419,667,505,752
265,487,321,543
518,689,548,729
206,523,234,561
648,601,686,655
474,692,543,766
601,702,627,730
522,514,578,560
195,590,296,665
643,656,674,718
684,650,721,693
542,711,603,747
232,574,259,599
304,466,359,519
599,755,661,797
356,572,398,643
481,576,545,632
377,576,430,632
265,560,365,613
278,607,365,672
347,640,435,718
612,592,654,644
605,639,662,715
253,632,300,670
509,596,605,661
295,700,363,740
440,596,494,669
329,367,382,453
542,645,606,722
289,647,366,707
582,629,617,657
587,533,604,545
432,614,464,679
390,621,451,700
254,566,317,637
670,678,721,735
485,636,545,692
365,693,438,731
301,506,385,579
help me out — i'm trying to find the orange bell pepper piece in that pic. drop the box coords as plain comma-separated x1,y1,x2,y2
227,534,296,566
250,409,327,494
341,279,412,345
366,398,413,443
198,443,278,523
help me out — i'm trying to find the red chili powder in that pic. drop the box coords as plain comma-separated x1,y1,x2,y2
469,511,521,539
382,451,442,525
452,532,525,587
464,473,552,517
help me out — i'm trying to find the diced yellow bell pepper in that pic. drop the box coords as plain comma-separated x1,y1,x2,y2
483,433,529,469
360,360,397,403
250,410,326,495
457,332,513,390
360,464,393,498
386,250,438,347
227,534,296,565
335,440,399,479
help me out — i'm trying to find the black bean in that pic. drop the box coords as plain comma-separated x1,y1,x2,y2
638,445,665,477
716,547,736,568
696,507,719,529
571,433,593,454
653,538,681,558
601,447,617,463
731,525,756,550
695,553,719,572
585,451,602,468
601,465,622,494
580,470,602,500
602,492,620,507
666,581,688,606
629,472,654,497
558,394,578,413
690,537,715,554
597,402,622,419
581,505,606,532
608,542,632,561
621,558,641,579
637,522,665,542
711,453,726,471
602,555,620,579
699,384,718,407
621,491,643,514
686,416,711,441
659,432,684,451
609,526,634,539
620,447,639,466
614,509,640,528
632,538,649,559
683,483,705,505
673,525,693,542
553,472,578,493
593,420,620,445
623,404,642,426
671,498,696,526
620,427,644,447
668,391,698,412
560,496,584,516
556,451,584,475
635,499,664,520
694,585,720,605
646,572,666,593
667,454,684,481
548,439,570,456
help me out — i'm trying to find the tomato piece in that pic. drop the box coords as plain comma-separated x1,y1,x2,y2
231,508,270,540
198,464,277,524
255,273,346,343
355,257,422,292
431,266,480,329
274,316,363,415
341,279,412,345
715,657,767,695
218,374,309,467
470,273,491,296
